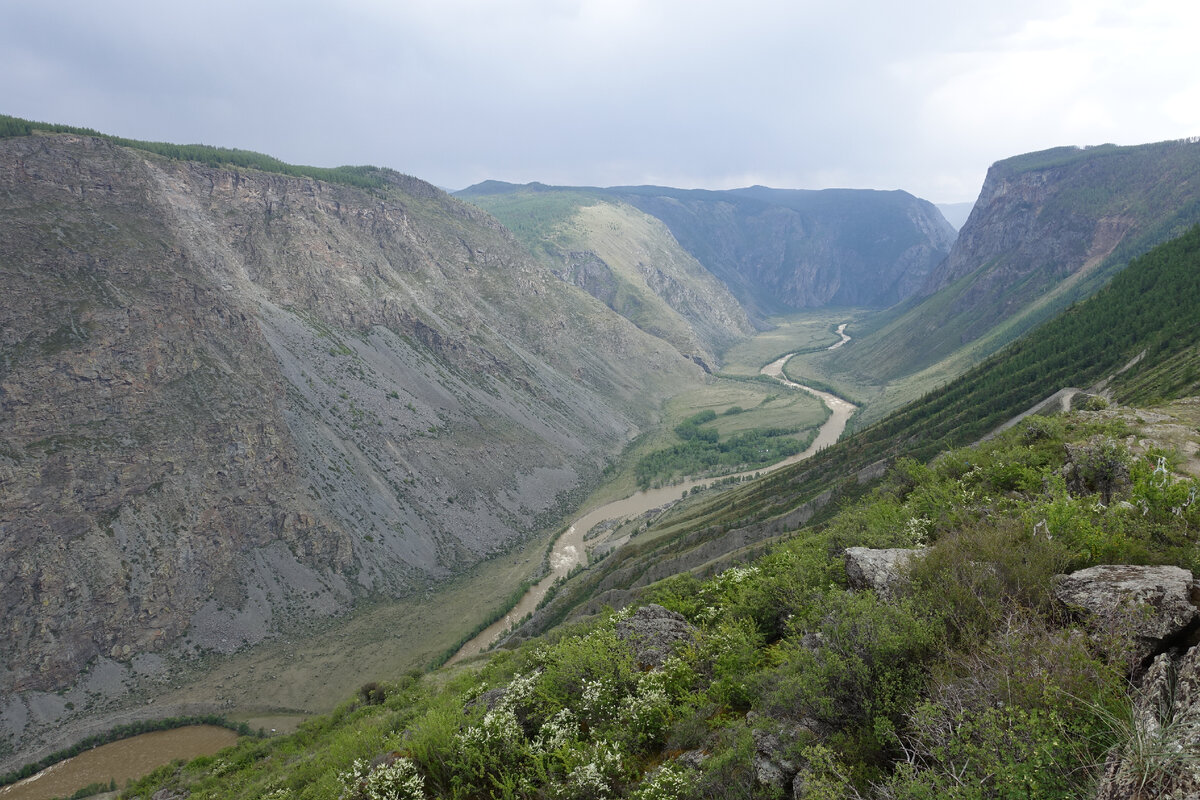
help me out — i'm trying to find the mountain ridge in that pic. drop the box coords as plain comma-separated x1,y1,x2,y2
458,181,958,321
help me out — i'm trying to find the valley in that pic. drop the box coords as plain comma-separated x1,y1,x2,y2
451,346,859,663
6,117,1200,799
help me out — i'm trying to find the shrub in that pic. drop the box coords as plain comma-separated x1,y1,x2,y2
338,756,426,800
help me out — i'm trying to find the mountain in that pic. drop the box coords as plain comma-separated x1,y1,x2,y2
459,182,958,322
453,185,755,367
0,130,708,711
837,139,1200,387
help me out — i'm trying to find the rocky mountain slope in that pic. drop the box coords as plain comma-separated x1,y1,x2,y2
0,132,707,710
839,138,1200,384
460,182,957,323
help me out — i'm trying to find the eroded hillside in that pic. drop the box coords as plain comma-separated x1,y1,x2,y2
0,133,707,712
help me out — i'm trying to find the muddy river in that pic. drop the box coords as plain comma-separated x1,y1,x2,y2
450,351,856,661
0,726,239,800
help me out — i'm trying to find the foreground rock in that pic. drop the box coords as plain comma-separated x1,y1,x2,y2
1096,643,1200,799
615,605,696,669
843,547,923,601
1053,565,1200,666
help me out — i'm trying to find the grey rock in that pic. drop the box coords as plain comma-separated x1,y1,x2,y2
1096,644,1200,799
615,604,696,669
844,547,923,600
745,712,812,792
676,748,707,769
1053,565,1199,664
464,687,508,714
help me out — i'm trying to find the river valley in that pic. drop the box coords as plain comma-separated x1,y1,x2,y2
450,349,857,661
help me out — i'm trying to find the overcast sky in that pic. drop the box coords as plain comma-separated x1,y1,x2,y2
3,0,1197,203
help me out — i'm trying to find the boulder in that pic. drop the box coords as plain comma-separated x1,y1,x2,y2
615,604,697,669
843,547,923,600
1053,565,1200,663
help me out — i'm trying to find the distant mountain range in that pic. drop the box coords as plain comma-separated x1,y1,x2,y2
459,182,958,322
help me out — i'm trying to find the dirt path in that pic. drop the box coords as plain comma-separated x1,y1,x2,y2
449,351,856,662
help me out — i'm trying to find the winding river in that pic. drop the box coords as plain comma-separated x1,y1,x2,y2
450,348,857,662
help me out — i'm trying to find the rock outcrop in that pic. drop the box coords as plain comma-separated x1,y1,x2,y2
1053,565,1200,666
844,547,923,600
1096,643,1200,799
614,604,696,669
745,712,809,793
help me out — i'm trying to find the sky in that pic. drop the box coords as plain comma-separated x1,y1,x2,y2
3,0,1198,203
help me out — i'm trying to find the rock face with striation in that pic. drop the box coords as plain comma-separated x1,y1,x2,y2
0,133,706,698
614,186,957,318
843,139,1200,384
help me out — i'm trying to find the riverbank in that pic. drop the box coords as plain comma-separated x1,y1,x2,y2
0,725,239,800
450,350,857,661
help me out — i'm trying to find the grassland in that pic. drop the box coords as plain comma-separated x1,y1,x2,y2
719,309,872,376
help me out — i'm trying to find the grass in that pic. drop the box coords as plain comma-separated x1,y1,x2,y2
576,376,827,507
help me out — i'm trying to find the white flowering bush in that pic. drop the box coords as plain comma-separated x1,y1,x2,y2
500,670,539,711
629,763,695,800
618,671,673,748
457,706,526,758
549,739,627,800
904,516,931,548
580,677,621,724
533,707,581,754
338,756,425,800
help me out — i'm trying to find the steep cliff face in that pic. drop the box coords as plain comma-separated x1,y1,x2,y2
842,140,1200,383
612,186,957,318
0,134,702,696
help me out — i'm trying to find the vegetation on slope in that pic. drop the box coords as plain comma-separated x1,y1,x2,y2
825,138,1200,402
0,113,402,190
121,410,1200,800
856,221,1200,464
